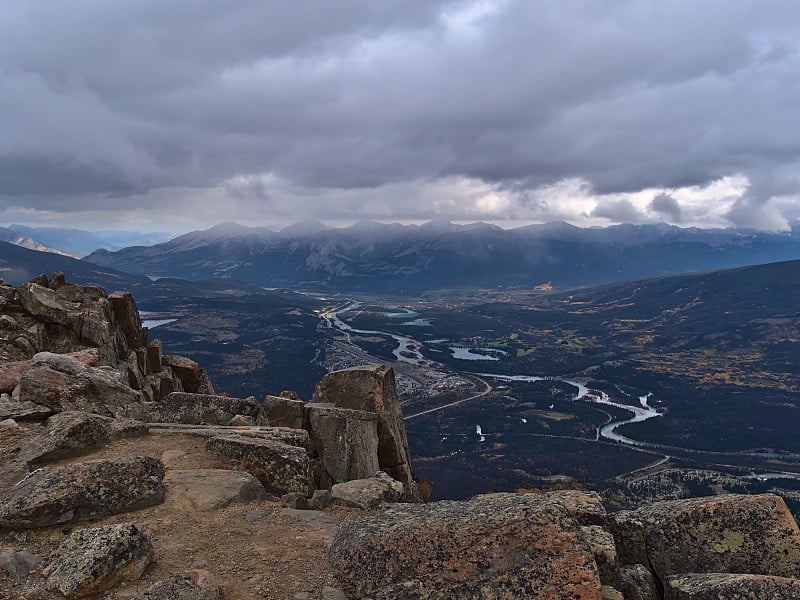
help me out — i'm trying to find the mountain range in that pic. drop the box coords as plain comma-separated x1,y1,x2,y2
83,220,800,292
0,225,172,257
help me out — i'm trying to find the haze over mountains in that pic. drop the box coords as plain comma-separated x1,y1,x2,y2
83,220,800,293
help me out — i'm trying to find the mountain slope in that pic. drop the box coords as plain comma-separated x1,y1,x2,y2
83,221,800,292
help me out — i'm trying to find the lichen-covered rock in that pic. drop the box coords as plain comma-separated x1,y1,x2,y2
165,469,267,511
44,523,153,598
23,410,111,466
329,491,606,599
17,282,70,324
0,456,164,528
312,365,415,490
142,569,222,600
580,525,618,586
664,572,800,599
207,434,314,497
18,351,142,418
307,403,380,484
611,494,800,583
330,471,405,510
149,391,260,425
262,394,305,429
617,564,659,600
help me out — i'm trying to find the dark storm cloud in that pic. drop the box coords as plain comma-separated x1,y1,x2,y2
590,199,644,224
1,0,799,228
650,194,684,223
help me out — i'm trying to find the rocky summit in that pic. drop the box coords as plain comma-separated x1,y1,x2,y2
2,274,800,599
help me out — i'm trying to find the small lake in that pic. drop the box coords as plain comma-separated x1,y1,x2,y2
142,318,177,329
450,347,500,361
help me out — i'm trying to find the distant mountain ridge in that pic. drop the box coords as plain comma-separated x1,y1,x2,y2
2,225,173,256
82,220,800,292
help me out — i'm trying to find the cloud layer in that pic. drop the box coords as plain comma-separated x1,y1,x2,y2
1,0,799,231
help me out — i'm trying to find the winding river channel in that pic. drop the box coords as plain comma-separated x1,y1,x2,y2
322,302,663,448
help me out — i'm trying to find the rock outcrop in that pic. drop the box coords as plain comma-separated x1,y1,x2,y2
312,365,415,490
0,456,165,528
149,392,263,425
0,274,213,415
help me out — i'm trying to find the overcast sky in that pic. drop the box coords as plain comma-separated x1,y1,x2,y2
1,0,799,233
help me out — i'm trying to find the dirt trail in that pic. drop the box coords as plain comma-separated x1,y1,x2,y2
0,425,358,599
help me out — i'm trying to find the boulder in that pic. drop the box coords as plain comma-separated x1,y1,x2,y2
23,410,111,466
611,494,800,584
44,523,153,598
0,359,31,393
307,403,380,484
18,351,142,418
148,391,259,425
0,550,43,582
162,355,203,393
329,491,606,599
17,282,70,323
664,572,800,599
617,564,659,600
312,365,414,488
0,456,164,528
207,434,315,497
262,394,305,429
165,469,267,511
0,397,53,421
142,569,222,600
197,367,215,394
330,472,405,510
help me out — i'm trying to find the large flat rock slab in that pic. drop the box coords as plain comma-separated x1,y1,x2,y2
0,456,164,528
207,434,315,497
611,494,800,583
149,392,262,425
165,469,267,511
329,491,605,599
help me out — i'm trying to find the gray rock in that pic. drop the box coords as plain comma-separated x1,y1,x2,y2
110,417,150,438
146,339,162,373
17,282,70,324
262,394,305,429
207,434,314,497
165,469,267,511
331,472,405,510
321,586,348,600
0,398,53,421
611,494,800,583
0,550,43,581
664,572,800,599
142,569,222,600
579,525,618,586
617,564,659,600
601,586,624,600
329,490,605,599
149,391,261,425
312,365,415,490
228,414,255,426
23,410,111,466
18,351,142,418
44,523,153,598
307,403,380,484
0,456,164,528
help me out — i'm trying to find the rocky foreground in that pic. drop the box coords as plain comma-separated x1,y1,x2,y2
2,275,800,599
